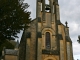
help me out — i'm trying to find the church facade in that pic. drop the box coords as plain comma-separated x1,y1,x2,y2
1,0,73,60
19,0,73,60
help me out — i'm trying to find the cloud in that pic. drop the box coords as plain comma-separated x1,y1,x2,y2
74,55,80,60
59,0,80,23
24,0,36,19
73,42,80,55
69,21,80,36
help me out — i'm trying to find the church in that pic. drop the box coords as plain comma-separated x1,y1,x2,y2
1,0,73,60
19,0,73,60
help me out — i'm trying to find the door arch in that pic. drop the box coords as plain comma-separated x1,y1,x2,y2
44,57,56,60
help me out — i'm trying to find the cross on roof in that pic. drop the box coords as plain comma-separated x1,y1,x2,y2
65,21,68,27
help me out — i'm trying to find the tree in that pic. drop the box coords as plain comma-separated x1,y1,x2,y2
77,35,80,43
0,0,31,43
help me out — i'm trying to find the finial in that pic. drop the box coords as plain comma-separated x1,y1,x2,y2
65,21,68,27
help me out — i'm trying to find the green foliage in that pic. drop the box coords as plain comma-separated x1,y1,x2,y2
77,35,80,43
77,40,80,43
0,0,31,41
0,40,14,56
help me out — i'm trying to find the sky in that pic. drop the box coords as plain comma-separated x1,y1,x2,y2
18,0,80,60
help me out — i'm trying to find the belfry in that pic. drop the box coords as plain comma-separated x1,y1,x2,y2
19,0,73,60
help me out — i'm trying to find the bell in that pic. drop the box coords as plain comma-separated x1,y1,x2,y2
45,8,50,10
45,4,50,10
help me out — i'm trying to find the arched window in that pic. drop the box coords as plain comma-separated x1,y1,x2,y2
45,32,51,49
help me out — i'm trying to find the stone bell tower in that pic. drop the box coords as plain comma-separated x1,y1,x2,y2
19,0,73,60
36,0,61,60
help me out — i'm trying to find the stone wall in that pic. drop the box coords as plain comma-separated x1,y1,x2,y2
5,55,18,60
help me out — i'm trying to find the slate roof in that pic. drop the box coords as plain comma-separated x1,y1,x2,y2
4,49,18,56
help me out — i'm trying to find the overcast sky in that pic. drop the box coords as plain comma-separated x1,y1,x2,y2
19,0,80,59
